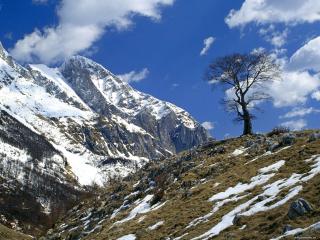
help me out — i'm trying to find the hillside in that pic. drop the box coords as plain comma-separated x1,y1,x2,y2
41,130,320,240
0,224,32,240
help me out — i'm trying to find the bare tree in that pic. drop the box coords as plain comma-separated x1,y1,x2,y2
207,52,280,135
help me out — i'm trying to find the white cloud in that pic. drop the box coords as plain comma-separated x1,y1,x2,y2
118,68,149,83
280,107,320,119
201,121,215,130
312,91,320,101
289,36,320,72
225,0,320,28
265,36,320,107
200,37,215,56
11,0,174,64
268,70,320,107
259,26,289,48
269,30,288,48
280,119,307,130
32,0,48,4
170,83,180,90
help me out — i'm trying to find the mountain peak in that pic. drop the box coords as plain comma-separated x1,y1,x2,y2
0,42,10,60
61,55,109,73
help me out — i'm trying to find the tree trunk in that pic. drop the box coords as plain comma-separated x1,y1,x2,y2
242,105,253,135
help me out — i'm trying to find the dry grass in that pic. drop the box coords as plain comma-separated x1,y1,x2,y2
0,224,32,240
44,131,320,240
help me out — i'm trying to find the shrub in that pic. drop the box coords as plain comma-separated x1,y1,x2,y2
150,189,164,206
267,126,290,137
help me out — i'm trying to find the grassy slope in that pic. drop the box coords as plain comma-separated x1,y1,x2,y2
0,224,32,240
46,130,320,240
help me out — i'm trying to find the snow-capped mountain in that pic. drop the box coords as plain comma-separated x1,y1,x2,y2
0,42,208,232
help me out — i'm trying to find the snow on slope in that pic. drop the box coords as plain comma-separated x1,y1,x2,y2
190,155,320,240
61,56,197,129
0,43,208,187
1,58,108,185
0,57,104,185
0,140,30,164
1,53,154,185
29,64,91,111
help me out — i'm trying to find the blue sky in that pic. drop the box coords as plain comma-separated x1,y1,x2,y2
1,0,320,139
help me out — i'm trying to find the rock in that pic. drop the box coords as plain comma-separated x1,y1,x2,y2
257,195,268,202
313,223,320,231
255,135,266,145
248,143,260,154
208,146,225,156
148,180,156,188
280,133,296,146
232,214,242,226
309,133,320,142
245,140,255,148
288,198,313,219
266,140,279,152
181,181,193,189
283,224,294,234
181,189,192,199
215,146,226,154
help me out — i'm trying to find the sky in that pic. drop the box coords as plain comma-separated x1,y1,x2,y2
0,0,320,139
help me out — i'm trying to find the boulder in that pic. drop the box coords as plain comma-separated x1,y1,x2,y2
148,180,156,188
245,140,255,148
280,133,296,146
283,224,294,234
232,214,242,226
208,146,226,156
266,140,279,152
288,198,313,219
257,195,268,202
248,143,261,154
309,133,320,142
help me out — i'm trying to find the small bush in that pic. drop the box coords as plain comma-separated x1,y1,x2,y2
267,126,290,137
150,189,164,206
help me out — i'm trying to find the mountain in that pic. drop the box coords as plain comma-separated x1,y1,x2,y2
0,42,209,235
44,130,320,240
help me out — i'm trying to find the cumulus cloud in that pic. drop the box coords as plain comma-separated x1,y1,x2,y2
225,0,320,28
312,91,320,101
118,68,149,83
200,37,215,56
265,36,320,107
201,121,215,130
280,119,307,130
268,70,320,107
11,0,174,64
280,107,320,119
259,25,289,48
289,36,320,72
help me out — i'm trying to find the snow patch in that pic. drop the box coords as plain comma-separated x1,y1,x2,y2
259,160,285,174
148,221,164,230
271,221,320,240
115,195,154,224
117,234,136,240
191,155,320,239
231,147,247,156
